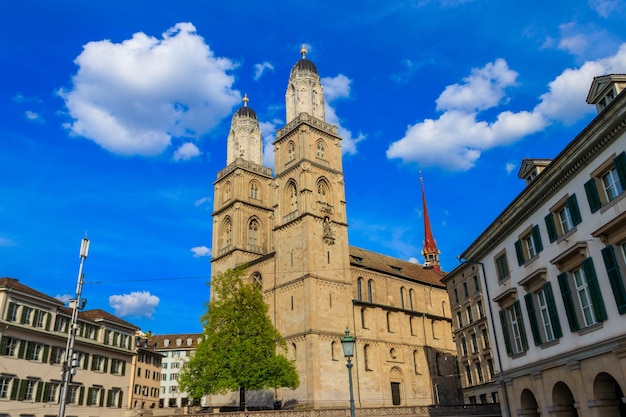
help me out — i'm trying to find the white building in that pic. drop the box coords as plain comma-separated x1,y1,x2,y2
457,74,626,417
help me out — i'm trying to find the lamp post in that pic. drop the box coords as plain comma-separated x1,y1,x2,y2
340,327,356,417
58,237,90,417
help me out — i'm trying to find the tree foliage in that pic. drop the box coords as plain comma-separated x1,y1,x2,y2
179,267,299,408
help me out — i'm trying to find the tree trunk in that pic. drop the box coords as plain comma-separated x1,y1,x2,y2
239,387,246,411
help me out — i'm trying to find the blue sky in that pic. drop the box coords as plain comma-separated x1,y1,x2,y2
2,0,626,335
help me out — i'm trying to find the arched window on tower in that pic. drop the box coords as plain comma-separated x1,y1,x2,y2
224,218,232,248
316,140,326,160
357,278,363,301
250,181,259,199
317,179,329,204
400,287,406,309
288,182,298,213
409,289,415,311
248,219,259,248
252,272,262,290
367,279,374,303
225,182,232,202
287,141,295,162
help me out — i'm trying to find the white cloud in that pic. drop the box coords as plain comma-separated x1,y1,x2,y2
55,294,72,304
0,236,16,247
260,119,280,168
194,196,211,206
253,61,275,81
387,44,626,171
505,162,516,174
109,291,160,318
321,75,365,155
556,23,589,56
436,58,518,112
191,246,211,257
13,93,42,104
173,142,201,161
60,22,240,157
589,0,621,17
407,257,420,264
25,110,43,123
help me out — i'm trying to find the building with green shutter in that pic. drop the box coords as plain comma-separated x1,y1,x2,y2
444,74,626,417
0,277,139,416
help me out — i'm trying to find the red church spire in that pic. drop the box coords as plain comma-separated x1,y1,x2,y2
420,174,441,272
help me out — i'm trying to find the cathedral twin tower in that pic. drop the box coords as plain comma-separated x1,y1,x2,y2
210,49,453,409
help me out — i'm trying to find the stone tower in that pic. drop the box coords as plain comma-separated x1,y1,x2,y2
211,96,274,278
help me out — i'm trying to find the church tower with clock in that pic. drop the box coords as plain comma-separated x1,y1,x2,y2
209,48,461,410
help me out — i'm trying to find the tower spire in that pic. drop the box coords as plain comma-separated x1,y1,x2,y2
420,173,441,272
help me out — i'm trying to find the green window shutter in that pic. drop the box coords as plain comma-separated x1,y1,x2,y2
49,347,56,364
121,361,126,376
36,380,44,402
103,357,109,373
0,336,8,355
32,310,40,327
499,310,512,355
10,378,20,400
104,330,110,345
568,194,582,226
91,356,97,371
545,213,558,242
513,301,528,351
6,302,15,321
558,272,580,332
83,353,89,369
515,240,525,266
25,342,34,359
43,382,51,403
532,225,543,253
614,151,626,189
524,293,542,346
582,257,607,322
544,282,562,339
601,245,626,314
42,344,49,363
107,389,113,406
110,359,115,374
78,386,85,405
45,313,51,330
20,307,28,324
18,379,27,400
584,178,602,213
99,388,105,407
18,340,27,359
118,390,123,408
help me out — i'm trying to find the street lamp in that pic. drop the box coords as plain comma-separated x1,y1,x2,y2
340,327,356,417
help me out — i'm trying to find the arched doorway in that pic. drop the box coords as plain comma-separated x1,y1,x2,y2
551,381,578,417
390,367,404,406
520,388,540,417
592,372,626,417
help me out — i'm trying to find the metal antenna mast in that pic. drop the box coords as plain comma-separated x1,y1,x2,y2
58,236,90,417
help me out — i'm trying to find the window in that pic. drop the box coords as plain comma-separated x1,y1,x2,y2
34,310,46,328
87,387,102,406
487,359,495,379
287,141,295,162
357,278,363,301
545,194,582,242
557,257,607,331
473,275,479,292
248,219,259,247
525,282,562,345
515,225,543,265
252,273,262,290
476,363,484,383
477,301,484,318
465,365,473,385
224,218,232,247
22,379,37,401
467,306,473,324
6,302,18,322
409,289,415,310
456,311,463,328
26,342,44,361
107,389,121,407
110,359,125,375
494,251,510,281
55,316,69,333
69,385,81,404
249,181,259,199
316,140,326,159
45,382,60,403
367,280,373,303
317,179,329,204
0,377,10,399
50,346,65,364
92,355,108,372
499,301,528,355
585,151,626,212
288,182,298,213
224,181,231,201
460,337,467,356
400,287,405,309
21,306,33,325
470,333,478,352
481,328,490,349
0,336,19,357
463,282,468,298
453,288,459,303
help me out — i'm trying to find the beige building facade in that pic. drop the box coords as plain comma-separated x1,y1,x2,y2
208,49,462,410
0,277,137,417
456,74,626,417
128,334,163,411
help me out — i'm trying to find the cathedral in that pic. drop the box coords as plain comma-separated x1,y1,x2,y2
209,48,462,409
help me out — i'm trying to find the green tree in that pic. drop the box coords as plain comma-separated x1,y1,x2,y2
179,267,299,410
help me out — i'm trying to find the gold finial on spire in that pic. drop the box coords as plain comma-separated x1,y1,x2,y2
242,93,249,107
300,45,307,59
